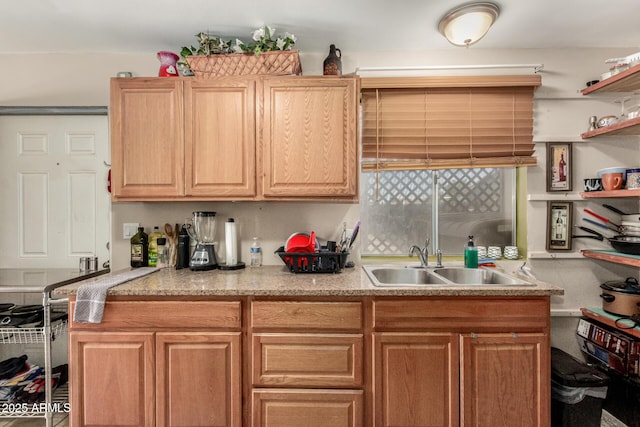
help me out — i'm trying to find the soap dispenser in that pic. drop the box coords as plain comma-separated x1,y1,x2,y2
464,235,478,268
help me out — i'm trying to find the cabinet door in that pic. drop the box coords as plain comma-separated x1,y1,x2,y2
373,332,459,427
70,331,155,427
185,79,257,197
460,333,549,427
156,332,242,427
252,389,363,427
252,333,363,387
110,78,184,199
262,77,359,199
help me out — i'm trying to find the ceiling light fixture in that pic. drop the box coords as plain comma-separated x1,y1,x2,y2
438,2,500,47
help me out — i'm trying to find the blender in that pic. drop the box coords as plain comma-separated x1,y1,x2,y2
186,211,218,271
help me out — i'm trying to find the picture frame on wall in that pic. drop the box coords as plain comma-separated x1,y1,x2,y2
546,201,573,251
546,142,572,192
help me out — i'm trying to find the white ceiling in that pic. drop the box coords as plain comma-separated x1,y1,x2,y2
2,0,640,55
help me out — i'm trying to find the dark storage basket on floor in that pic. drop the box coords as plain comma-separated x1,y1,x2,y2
276,249,349,273
551,347,609,427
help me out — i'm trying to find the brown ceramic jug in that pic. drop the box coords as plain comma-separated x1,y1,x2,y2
323,44,342,76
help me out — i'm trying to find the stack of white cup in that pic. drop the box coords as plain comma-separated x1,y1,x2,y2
476,246,487,258
503,246,519,260
487,246,502,259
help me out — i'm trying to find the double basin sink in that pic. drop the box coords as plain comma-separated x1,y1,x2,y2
363,265,533,287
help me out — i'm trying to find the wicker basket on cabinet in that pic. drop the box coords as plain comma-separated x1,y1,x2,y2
186,50,302,77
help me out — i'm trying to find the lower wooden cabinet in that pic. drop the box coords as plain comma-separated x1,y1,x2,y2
249,299,365,426
156,332,242,427
460,333,548,427
372,297,551,427
373,332,548,427
252,333,363,387
69,299,242,427
252,389,363,427
70,331,241,427
70,332,155,427
68,296,551,427
373,333,460,427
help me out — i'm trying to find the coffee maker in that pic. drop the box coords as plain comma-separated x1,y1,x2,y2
186,211,218,271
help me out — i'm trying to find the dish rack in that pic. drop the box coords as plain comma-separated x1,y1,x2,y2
276,249,349,273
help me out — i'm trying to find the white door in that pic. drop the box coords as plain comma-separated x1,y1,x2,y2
0,115,110,268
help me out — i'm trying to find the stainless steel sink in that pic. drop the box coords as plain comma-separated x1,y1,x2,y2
363,266,450,287
432,267,532,286
363,265,534,287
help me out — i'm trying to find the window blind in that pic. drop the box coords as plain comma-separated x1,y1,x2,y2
361,76,540,171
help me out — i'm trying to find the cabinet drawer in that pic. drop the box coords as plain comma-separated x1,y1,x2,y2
252,389,363,427
373,297,550,331
253,333,363,387
251,301,363,331
70,299,241,330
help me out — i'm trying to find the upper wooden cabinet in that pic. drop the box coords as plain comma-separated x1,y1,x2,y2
262,77,359,199
184,78,257,197
110,78,185,199
110,76,359,201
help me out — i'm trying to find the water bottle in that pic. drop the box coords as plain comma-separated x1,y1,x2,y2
250,237,262,267
156,237,168,268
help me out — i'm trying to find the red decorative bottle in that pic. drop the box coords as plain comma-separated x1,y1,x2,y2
558,152,566,182
157,51,179,77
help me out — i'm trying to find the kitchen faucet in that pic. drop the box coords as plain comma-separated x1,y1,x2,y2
409,239,430,267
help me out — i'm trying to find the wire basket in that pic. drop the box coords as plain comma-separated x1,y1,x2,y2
0,321,68,344
186,50,302,77
276,250,349,274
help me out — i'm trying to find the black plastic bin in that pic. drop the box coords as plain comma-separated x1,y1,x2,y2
551,347,609,427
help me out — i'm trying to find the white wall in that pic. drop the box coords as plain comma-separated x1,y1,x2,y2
2,47,639,358
111,201,359,272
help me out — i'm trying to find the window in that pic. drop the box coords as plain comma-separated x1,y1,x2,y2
358,76,536,257
360,167,515,256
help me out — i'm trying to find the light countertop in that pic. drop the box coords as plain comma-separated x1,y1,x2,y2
53,262,564,297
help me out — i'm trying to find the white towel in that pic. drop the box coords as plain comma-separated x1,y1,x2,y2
73,268,158,324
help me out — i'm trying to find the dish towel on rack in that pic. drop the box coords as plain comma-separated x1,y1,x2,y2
73,268,158,324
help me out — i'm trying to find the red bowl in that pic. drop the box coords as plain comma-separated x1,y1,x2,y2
285,231,318,253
